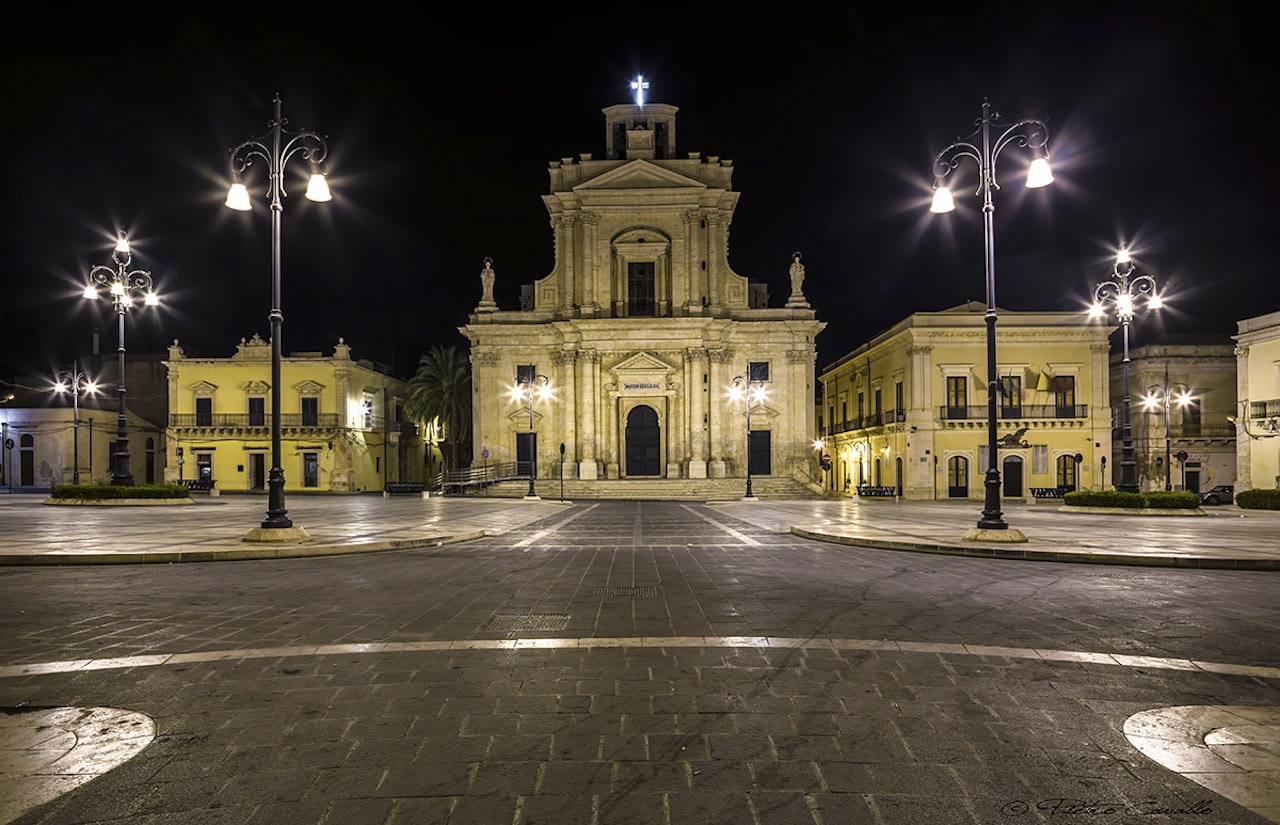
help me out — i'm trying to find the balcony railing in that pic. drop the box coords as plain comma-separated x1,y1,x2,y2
939,404,1088,421
170,413,340,428
1249,398,1280,418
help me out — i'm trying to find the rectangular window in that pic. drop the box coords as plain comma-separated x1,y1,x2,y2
1054,376,1076,417
894,381,904,421
248,397,265,426
857,392,864,421
195,397,213,427
627,262,656,317
516,364,536,384
946,376,968,419
1000,376,1022,417
363,395,374,429
301,397,319,427
748,361,769,382
1181,400,1202,437
874,389,882,423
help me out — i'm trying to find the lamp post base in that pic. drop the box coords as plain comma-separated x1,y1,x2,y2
242,525,312,543
962,526,1029,543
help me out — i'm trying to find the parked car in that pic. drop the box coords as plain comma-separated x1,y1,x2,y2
1201,485,1234,505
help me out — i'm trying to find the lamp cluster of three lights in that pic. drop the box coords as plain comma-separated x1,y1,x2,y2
82,235,160,307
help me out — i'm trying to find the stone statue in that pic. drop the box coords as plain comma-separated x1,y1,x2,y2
785,251,810,309
477,257,498,312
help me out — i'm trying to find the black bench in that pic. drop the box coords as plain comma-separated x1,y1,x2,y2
181,479,216,492
1030,486,1066,499
384,482,427,495
858,485,898,497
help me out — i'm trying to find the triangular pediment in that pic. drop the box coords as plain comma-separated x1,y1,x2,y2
295,380,325,395
577,160,707,192
612,351,675,377
189,380,218,395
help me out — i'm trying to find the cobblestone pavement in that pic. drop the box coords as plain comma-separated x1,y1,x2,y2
0,495,1277,823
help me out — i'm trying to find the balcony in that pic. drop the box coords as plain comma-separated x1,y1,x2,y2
170,413,340,431
939,404,1088,421
1249,398,1280,419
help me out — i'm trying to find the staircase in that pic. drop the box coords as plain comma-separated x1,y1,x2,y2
463,476,823,501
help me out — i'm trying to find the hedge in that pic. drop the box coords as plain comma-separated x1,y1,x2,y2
1237,489,1280,510
1063,489,1200,509
49,483,190,500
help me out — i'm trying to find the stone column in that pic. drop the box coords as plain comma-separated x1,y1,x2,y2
707,348,730,477
557,214,576,316
578,349,600,479
581,213,600,317
686,347,708,478
553,350,578,478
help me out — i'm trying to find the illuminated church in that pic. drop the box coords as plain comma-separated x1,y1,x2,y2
461,83,826,496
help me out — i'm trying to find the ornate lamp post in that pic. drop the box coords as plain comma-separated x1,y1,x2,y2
226,95,331,538
1141,363,1191,491
83,233,158,486
930,98,1054,539
511,374,550,498
730,372,767,499
1089,248,1161,493
52,361,99,485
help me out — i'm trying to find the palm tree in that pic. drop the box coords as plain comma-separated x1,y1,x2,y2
406,345,472,473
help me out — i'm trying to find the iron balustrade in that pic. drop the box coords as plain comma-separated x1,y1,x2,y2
170,413,340,428
939,404,1088,421
1249,398,1280,418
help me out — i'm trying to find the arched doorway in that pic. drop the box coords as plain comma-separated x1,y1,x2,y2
894,456,904,495
1002,455,1024,498
625,405,660,476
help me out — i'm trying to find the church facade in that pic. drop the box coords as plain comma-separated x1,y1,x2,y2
461,98,825,490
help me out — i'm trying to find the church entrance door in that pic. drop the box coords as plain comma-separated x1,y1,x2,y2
625,405,661,476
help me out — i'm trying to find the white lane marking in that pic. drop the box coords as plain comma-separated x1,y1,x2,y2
680,504,761,545
512,503,599,548
1,637,1275,680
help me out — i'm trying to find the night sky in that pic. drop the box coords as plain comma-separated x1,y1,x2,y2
2,3,1273,389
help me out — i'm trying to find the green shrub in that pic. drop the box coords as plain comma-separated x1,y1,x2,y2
49,484,189,500
1064,490,1144,508
1141,490,1201,509
1237,489,1280,510
1063,489,1199,509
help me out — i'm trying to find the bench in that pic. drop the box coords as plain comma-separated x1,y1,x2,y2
1030,486,1066,499
384,482,428,498
857,485,898,498
181,478,216,492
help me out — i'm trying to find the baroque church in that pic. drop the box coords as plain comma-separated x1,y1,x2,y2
460,90,826,493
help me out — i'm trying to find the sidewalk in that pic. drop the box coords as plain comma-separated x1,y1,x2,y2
0,492,1277,569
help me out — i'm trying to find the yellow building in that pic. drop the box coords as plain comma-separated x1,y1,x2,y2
818,302,1114,500
163,336,423,493
1234,309,1280,491
461,96,825,494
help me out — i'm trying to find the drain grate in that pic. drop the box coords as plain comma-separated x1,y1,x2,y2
481,614,571,632
593,586,659,598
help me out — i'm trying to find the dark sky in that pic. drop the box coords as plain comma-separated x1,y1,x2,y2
2,3,1273,386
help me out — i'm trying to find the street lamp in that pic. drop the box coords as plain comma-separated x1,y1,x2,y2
730,373,767,499
1089,248,1161,493
510,374,550,498
52,361,99,485
930,98,1053,539
83,233,159,486
1141,363,1191,491
226,94,331,538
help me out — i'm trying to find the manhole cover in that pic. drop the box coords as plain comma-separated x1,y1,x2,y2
481,614,571,632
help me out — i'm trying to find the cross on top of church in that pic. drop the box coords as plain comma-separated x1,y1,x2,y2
630,75,650,107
